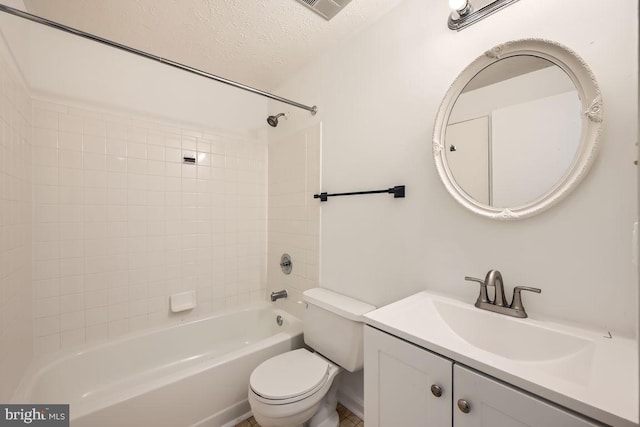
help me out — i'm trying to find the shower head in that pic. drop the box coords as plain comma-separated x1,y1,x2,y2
267,113,286,127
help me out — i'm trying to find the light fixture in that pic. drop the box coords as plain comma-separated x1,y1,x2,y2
448,0,520,31
449,0,472,17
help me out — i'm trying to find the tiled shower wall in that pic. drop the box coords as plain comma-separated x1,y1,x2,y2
31,100,267,355
267,124,320,318
0,44,32,400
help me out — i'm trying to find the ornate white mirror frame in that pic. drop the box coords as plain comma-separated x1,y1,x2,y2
433,39,603,220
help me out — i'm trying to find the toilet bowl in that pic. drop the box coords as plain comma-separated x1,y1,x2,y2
248,349,341,427
248,288,375,427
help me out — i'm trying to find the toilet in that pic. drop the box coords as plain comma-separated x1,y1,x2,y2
248,288,375,427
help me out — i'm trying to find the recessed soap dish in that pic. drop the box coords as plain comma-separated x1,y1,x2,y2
170,290,196,313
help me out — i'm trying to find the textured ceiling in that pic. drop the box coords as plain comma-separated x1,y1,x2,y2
23,0,404,90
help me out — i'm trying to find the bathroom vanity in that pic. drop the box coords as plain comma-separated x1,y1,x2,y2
382,35,639,427
363,291,638,427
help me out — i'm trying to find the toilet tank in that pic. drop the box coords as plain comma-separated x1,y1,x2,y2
302,288,376,372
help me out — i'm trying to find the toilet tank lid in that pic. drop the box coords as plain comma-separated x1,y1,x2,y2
303,288,376,321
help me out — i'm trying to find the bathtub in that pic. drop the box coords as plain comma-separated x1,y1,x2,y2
13,304,303,427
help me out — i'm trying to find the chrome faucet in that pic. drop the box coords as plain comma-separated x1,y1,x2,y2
464,270,541,318
270,289,288,302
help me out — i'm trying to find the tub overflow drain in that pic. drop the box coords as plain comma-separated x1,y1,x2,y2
276,315,284,326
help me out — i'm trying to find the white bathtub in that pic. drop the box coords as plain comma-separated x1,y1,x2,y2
13,305,303,427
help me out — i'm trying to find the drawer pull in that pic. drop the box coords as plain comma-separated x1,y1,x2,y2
457,399,471,414
430,384,443,397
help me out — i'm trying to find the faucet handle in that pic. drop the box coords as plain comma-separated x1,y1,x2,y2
510,286,541,314
464,276,491,304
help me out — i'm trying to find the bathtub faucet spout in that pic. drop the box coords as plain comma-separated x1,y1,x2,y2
270,289,288,302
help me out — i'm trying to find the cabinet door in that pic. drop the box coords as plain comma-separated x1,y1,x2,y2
364,326,453,427
453,365,601,427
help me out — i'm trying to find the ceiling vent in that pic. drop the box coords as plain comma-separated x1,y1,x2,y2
295,0,353,21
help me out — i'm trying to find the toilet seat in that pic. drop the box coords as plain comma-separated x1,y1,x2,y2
250,349,331,404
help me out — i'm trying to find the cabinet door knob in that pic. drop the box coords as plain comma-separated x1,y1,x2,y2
457,399,471,414
430,384,443,397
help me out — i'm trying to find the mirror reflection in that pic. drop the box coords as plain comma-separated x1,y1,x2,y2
445,55,581,208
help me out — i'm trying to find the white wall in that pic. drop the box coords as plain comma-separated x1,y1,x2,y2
272,0,638,408
275,0,638,335
0,24,32,400
0,7,269,139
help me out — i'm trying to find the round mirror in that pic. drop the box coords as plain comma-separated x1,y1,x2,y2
433,39,603,220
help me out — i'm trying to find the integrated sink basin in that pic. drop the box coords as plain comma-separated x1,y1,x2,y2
432,298,593,362
364,290,638,427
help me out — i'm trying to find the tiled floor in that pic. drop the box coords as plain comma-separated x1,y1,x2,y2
235,402,364,427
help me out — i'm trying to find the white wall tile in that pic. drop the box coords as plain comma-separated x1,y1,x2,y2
33,279,59,299
60,311,84,331
84,153,106,171
127,127,146,143
83,118,106,137
84,170,107,188
147,131,164,146
107,156,127,172
107,139,127,156
85,291,107,310
34,315,60,336
267,125,321,313
59,114,83,134
34,148,58,167
34,185,58,205
58,150,83,169
61,328,85,349
127,142,146,159
59,275,84,295
33,297,59,318
33,107,58,130
59,222,83,241
33,128,58,149
165,134,181,149
83,135,106,154
60,293,84,313
28,100,268,356
108,319,129,338
34,334,60,357
34,166,58,186
59,168,83,187
107,122,127,140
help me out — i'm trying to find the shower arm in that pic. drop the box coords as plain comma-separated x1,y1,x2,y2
0,4,318,116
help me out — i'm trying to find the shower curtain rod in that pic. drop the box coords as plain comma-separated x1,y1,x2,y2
0,4,318,115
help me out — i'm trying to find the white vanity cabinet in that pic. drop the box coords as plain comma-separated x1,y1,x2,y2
453,364,600,427
364,325,452,426
365,326,601,427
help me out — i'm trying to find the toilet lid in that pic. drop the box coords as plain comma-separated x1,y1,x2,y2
250,349,330,400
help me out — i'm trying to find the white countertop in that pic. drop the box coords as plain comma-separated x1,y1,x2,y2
364,291,639,427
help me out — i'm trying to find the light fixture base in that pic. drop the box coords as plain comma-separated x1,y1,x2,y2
448,0,520,31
